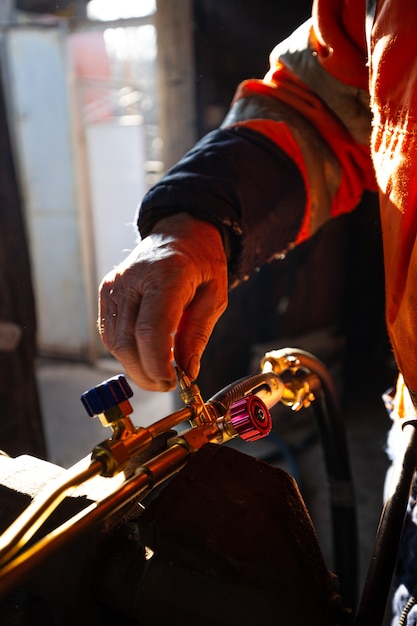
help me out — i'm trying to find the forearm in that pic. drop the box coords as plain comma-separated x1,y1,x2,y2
138,126,306,286
138,21,376,288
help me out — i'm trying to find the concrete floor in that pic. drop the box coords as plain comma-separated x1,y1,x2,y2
36,357,176,468
35,355,394,622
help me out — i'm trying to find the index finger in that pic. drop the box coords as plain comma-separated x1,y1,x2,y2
99,277,174,391
134,279,193,386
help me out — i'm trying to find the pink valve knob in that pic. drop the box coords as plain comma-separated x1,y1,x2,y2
229,395,272,441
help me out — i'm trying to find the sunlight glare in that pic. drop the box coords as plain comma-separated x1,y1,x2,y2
87,0,156,21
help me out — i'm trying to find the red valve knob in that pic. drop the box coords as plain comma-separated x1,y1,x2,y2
229,395,272,441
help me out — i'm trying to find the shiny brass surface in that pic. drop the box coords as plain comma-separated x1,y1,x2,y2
0,348,329,598
176,366,219,426
261,348,317,411
0,459,103,568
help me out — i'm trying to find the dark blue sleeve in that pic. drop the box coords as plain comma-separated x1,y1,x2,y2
137,125,306,284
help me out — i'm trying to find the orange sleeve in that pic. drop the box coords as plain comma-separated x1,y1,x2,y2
226,52,376,245
369,0,417,395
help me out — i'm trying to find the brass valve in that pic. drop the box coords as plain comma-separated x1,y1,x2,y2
80,364,278,476
81,375,152,476
261,348,317,411
81,374,135,436
175,366,218,426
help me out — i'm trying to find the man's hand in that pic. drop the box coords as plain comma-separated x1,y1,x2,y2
98,213,228,391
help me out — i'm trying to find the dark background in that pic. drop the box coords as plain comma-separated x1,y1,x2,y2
1,0,393,458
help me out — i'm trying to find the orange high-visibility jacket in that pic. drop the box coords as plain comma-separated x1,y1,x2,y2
139,0,417,397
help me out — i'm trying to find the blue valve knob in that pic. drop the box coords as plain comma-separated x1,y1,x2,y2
81,374,133,417
229,395,272,441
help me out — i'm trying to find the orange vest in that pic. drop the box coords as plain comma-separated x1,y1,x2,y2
229,0,417,398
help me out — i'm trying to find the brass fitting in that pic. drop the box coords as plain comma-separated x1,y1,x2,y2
92,427,154,478
175,366,218,426
261,349,301,376
95,399,136,437
280,377,316,412
261,349,316,412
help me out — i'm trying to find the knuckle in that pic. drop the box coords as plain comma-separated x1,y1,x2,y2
187,321,212,346
108,341,138,367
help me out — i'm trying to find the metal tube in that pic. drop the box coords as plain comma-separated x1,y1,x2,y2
147,406,194,437
0,443,190,599
0,459,103,567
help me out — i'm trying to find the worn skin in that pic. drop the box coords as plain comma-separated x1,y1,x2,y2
98,213,228,391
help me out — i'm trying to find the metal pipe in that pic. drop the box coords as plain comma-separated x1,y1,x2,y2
147,406,194,437
0,458,103,568
0,443,190,600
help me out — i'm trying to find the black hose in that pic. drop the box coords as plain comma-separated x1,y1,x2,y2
312,388,358,612
289,350,358,612
355,423,417,626
211,348,359,612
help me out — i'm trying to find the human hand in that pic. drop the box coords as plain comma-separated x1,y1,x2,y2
98,213,228,391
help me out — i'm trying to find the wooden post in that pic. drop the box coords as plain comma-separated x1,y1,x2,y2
155,0,197,170
0,66,47,458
